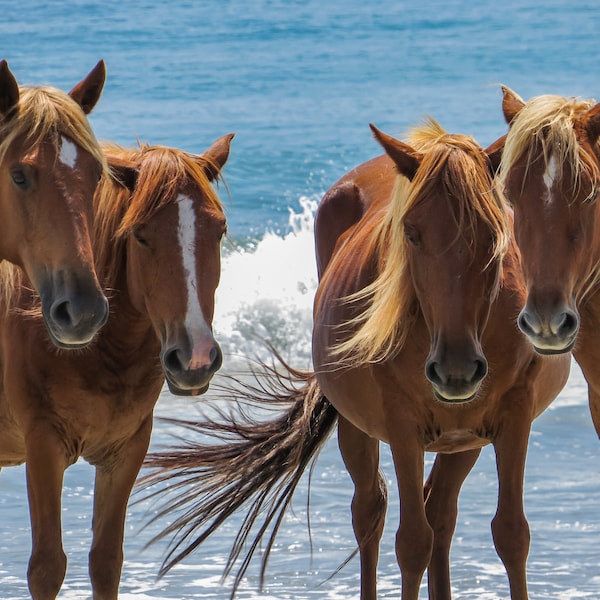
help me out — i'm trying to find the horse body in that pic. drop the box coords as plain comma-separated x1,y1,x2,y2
0,61,109,347
0,135,232,599
311,123,569,599
498,88,600,431
140,122,568,600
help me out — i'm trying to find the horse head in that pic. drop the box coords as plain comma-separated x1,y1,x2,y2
371,122,509,402
106,134,233,395
500,87,600,354
0,60,109,348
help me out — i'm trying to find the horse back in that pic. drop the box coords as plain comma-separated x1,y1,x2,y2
314,154,395,277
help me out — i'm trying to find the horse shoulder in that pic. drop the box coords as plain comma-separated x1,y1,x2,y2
315,154,395,277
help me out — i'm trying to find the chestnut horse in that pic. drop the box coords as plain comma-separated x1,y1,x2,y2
141,121,570,599
0,134,232,599
0,60,108,347
498,87,600,434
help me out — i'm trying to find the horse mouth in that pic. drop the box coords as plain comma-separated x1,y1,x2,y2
531,339,575,356
432,387,479,405
165,377,212,397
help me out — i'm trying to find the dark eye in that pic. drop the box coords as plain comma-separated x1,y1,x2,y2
133,228,149,247
404,223,420,246
10,168,29,190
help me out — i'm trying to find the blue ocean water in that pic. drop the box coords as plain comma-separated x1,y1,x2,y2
0,1,599,598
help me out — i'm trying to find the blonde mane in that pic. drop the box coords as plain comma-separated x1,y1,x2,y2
333,118,510,365
499,89,600,202
0,85,106,169
94,142,226,289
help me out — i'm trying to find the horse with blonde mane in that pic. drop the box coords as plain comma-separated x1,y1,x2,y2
0,60,108,346
498,87,600,434
0,133,232,599
141,120,569,599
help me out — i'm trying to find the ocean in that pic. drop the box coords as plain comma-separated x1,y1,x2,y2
0,1,599,598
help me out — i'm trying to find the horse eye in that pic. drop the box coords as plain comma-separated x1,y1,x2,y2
133,229,149,246
10,168,29,190
404,224,420,246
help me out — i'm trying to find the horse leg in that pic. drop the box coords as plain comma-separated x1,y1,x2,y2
491,415,531,600
424,449,481,600
89,416,152,600
25,428,69,600
338,415,387,600
390,433,433,600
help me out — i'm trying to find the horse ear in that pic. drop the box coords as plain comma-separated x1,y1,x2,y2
369,123,422,180
0,60,19,119
197,133,235,181
484,133,506,175
107,156,138,192
501,86,525,125
69,60,106,115
582,102,600,146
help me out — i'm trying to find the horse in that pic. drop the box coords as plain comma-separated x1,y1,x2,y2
0,133,233,599
140,120,570,600
498,87,600,434
0,60,109,347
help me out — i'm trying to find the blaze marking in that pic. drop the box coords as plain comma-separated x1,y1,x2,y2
59,136,78,169
177,195,212,365
542,154,557,204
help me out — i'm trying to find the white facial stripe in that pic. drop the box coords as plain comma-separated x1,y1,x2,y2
543,154,557,204
59,136,78,169
177,195,210,337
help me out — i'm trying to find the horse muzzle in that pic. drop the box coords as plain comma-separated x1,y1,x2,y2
161,338,223,396
425,353,488,404
517,303,579,355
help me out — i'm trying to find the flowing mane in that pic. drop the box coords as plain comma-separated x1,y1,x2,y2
498,89,600,202
0,85,106,168
332,118,509,365
94,142,226,289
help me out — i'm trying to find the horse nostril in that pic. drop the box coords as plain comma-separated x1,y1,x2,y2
472,358,488,384
163,348,184,374
51,300,73,328
556,310,579,338
209,344,223,373
425,360,443,386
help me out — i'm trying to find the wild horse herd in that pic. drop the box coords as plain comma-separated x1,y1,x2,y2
0,59,598,599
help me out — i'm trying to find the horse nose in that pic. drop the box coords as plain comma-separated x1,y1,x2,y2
425,354,488,402
163,343,222,376
47,293,109,347
517,304,579,352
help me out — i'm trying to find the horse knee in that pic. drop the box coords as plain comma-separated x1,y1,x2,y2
351,472,388,545
28,548,66,599
491,511,530,566
396,520,434,579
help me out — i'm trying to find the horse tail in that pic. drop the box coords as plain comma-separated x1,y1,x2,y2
138,356,338,596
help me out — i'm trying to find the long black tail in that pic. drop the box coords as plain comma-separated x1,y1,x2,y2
138,356,338,596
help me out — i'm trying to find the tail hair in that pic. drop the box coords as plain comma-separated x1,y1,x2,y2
138,353,338,597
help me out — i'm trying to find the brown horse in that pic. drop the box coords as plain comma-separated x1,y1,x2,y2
0,134,232,599
0,60,109,347
498,87,600,434
141,120,570,599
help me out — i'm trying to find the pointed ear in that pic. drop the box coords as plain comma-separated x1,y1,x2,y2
69,60,106,115
582,102,600,146
501,85,525,125
0,60,19,119
369,123,422,180
107,156,138,192
197,133,235,181
484,133,506,175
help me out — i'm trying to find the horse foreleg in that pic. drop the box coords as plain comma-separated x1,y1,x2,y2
25,428,69,600
390,433,433,600
492,418,531,600
424,449,481,600
89,416,152,600
338,415,387,600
